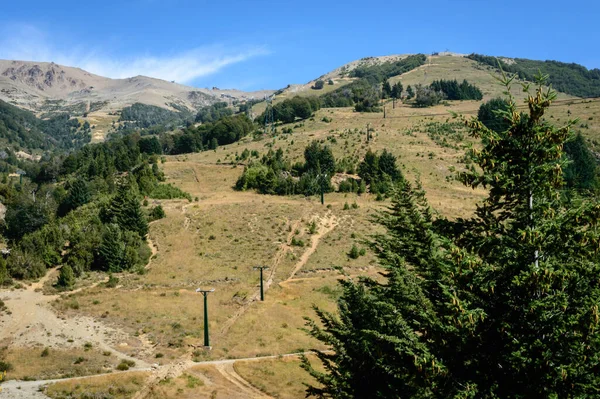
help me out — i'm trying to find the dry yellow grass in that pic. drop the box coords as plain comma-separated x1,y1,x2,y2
235,354,323,399
45,371,150,399
2,347,119,381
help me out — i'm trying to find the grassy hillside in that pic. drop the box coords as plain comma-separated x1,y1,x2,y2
2,55,600,399
468,53,600,98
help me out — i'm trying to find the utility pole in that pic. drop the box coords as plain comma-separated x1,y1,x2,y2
196,288,215,348
253,266,269,301
383,106,386,118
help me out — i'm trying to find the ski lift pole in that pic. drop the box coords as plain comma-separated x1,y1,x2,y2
196,288,215,348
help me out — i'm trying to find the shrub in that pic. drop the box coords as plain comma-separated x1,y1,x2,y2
106,273,119,288
0,361,14,372
116,359,135,370
149,205,166,221
348,244,360,259
56,265,76,290
149,184,192,201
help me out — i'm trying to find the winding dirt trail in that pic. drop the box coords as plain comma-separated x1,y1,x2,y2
215,362,273,399
285,213,339,282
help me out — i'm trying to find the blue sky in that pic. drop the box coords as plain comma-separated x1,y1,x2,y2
1,0,598,91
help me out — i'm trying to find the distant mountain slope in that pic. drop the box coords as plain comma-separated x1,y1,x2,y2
277,54,417,97
0,60,274,115
0,99,90,150
467,54,600,98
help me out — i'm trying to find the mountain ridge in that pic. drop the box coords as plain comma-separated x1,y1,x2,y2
0,59,275,115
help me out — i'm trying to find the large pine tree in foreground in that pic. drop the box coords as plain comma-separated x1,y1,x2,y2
302,73,600,398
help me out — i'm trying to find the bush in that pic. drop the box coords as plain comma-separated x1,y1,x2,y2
56,264,76,290
73,357,86,364
149,184,192,201
313,80,325,90
0,361,13,372
106,273,119,288
149,205,166,221
41,347,50,357
116,359,136,370
348,244,360,259
413,84,445,107
338,178,359,193
7,249,46,280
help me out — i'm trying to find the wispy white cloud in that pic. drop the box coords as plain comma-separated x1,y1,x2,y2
0,24,269,83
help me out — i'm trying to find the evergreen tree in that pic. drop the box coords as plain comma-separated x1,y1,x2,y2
381,79,392,99
102,185,149,237
303,73,600,397
56,264,75,290
391,82,403,99
96,224,125,272
378,149,400,180
304,141,336,176
63,178,90,213
406,85,414,99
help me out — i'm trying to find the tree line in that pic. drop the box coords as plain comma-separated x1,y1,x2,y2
321,54,427,112
257,96,321,124
468,53,600,98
